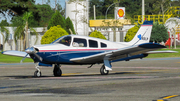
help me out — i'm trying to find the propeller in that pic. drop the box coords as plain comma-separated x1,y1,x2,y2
20,47,42,63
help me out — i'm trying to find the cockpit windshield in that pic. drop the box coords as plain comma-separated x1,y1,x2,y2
51,36,71,46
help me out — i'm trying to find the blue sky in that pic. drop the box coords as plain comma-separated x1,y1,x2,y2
35,0,66,9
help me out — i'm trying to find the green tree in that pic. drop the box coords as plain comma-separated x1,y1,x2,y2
89,0,104,19
0,20,9,26
88,0,174,20
119,0,141,18
150,22,169,43
150,0,171,15
47,10,66,30
10,4,55,27
35,4,55,27
0,26,10,51
23,12,33,48
13,12,38,51
89,30,106,40
101,0,114,19
171,0,180,6
0,0,36,17
1,1,56,27
99,0,139,21
11,15,24,26
41,25,69,44
65,17,76,34
11,15,24,51
124,25,140,42
56,3,65,17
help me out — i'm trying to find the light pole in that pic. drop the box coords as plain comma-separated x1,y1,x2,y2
105,1,120,42
142,0,145,23
86,0,89,36
105,2,119,19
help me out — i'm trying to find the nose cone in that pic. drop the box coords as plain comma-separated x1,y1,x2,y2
25,47,35,54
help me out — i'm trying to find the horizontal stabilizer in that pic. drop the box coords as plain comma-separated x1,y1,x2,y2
1,50,30,58
145,50,178,54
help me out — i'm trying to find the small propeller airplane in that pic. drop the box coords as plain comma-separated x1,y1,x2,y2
2,21,176,77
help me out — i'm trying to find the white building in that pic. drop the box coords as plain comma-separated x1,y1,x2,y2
65,0,89,36
0,27,46,51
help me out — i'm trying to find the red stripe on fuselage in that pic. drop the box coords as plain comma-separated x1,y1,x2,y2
39,49,117,52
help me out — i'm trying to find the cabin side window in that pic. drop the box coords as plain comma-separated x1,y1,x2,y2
89,40,98,48
101,42,107,48
59,36,71,46
72,38,87,47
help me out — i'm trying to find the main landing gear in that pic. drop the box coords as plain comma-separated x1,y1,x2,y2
100,65,109,75
53,64,62,77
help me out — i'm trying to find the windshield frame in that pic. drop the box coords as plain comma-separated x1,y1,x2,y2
51,36,72,46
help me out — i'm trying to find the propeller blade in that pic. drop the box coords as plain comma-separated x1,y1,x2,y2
20,53,29,63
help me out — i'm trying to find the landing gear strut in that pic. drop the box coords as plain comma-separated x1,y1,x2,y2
53,64,62,77
34,63,42,77
100,65,109,75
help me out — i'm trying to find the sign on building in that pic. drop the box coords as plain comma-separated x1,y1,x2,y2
115,7,125,19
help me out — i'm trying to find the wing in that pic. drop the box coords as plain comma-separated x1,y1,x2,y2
1,50,30,58
70,43,167,64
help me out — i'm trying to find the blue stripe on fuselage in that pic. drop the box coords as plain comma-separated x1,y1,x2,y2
35,50,110,64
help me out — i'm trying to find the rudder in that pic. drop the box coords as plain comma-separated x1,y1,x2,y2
128,21,153,46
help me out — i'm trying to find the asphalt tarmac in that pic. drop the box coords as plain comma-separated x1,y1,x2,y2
0,57,180,101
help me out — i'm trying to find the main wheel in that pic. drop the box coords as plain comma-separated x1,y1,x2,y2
34,70,42,77
100,65,109,75
53,65,62,77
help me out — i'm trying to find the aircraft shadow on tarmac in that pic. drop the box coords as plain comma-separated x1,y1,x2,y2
2,71,155,79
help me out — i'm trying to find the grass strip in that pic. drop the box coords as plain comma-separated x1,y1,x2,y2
0,52,33,63
147,49,180,58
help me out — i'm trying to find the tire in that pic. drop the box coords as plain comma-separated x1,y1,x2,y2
53,65,62,77
34,70,41,77
100,65,109,75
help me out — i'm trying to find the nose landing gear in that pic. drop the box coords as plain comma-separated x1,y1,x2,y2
34,63,42,77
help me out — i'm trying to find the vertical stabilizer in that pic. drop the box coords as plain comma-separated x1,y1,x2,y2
128,21,153,46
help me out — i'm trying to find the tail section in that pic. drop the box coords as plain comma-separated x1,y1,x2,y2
128,21,153,46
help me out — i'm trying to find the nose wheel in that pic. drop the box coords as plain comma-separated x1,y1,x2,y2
53,64,62,77
34,63,41,77
34,70,42,77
